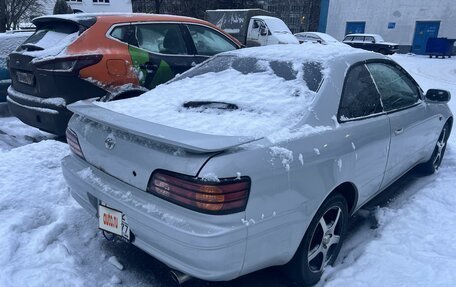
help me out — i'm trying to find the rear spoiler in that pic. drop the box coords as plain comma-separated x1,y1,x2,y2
32,15,97,31
68,101,259,154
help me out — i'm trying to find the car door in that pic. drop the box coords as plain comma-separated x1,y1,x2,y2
337,62,390,204
351,36,365,49
129,23,195,89
184,24,239,64
363,36,375,51
366,61,439,188
247,19,268,47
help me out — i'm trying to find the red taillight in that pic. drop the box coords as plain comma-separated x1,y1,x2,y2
147,171,251,215
66,128,84,159
34,54,102,72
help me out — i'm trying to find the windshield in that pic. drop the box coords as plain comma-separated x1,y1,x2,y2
262,17,292,34
175,55,323,92
373,34,385,42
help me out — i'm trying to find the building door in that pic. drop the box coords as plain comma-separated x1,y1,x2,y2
411,21,440,54
345,22,365,35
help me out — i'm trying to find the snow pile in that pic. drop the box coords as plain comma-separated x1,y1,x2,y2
0,141,162,286
97,44,360,143
0,117,53,152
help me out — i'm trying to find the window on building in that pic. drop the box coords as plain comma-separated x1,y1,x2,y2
93,0,110,3
66,0,82,2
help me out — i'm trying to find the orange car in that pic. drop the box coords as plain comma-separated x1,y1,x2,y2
7,13,241,135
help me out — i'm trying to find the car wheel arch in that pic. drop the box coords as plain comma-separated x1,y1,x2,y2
288,181,358,261
330,181,358,215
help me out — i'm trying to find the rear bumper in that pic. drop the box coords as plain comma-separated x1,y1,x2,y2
61,154,248,281
7,86,73,135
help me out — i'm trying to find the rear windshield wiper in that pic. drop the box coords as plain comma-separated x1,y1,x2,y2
183,101,238,110
20,43,44,51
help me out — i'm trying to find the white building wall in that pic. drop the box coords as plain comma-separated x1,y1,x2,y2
326,0,456,45
67,0,132,13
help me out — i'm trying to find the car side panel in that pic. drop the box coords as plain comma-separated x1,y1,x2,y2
198,112,390,276
381,102,445,188
68,21,140,88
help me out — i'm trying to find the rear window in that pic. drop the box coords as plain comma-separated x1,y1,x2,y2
18,22,79,52
175,55,323,92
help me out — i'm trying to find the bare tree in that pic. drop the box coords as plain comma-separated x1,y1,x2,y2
53,0,73,15
0,0,45,31
0,0,6,32
154,0,164,13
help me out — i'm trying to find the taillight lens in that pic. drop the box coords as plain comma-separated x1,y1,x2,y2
66,128,85,159
147,171,251,215
35,54,102,72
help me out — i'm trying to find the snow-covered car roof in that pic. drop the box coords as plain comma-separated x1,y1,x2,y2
96,44,368,144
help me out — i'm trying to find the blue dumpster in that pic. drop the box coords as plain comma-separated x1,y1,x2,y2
426,37,456,58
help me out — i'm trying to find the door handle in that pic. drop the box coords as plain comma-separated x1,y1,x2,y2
394,128,404,135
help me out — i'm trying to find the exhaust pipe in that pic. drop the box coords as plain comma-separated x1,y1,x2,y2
170,269,192,285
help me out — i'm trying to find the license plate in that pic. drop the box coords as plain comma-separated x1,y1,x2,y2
98,204,130,240
16,71,34,85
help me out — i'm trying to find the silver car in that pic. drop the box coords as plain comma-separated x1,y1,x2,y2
62,44,452,286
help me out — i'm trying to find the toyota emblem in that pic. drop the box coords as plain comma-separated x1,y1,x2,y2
104,135,116,150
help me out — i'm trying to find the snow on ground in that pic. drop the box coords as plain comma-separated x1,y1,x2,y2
0,53,455,287
0,117,54,152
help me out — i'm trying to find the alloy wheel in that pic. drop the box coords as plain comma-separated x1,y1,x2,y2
307,206,343,273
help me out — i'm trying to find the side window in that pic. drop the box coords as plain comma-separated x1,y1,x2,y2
367,63,420,111
343,36,353,41
187,25,237,56
365,36,374,43
339,64,383,120
134,24,188,55
110,25,137,46
353,36,364,42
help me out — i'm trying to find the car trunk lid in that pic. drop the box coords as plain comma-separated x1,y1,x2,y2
8,16,96,97
67,101,257,191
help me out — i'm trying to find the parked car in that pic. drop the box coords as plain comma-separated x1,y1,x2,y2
343,33,398,54
7,13,241,136
62,43,452,286
206,9,299,46
294,31,339,45
0,31,33,104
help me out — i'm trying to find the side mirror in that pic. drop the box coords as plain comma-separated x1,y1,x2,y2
260,26,268,36
371,40,375,43
425,89,451,103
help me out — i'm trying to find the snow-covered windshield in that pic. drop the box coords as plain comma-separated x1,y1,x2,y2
262,17,292,34
373,34,385,42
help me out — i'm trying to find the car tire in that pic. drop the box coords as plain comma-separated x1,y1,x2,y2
419,122,451,175
286,193,348,286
